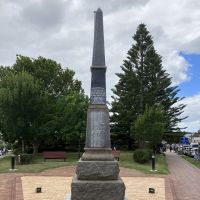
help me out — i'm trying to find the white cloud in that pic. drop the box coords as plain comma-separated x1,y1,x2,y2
179,94,200,132
0,0,200,131
162,50,191,85
21,0,66,30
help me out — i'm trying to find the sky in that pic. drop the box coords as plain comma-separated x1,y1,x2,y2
0,0,200,132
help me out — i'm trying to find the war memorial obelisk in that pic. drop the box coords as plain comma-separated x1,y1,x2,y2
69,8,126,200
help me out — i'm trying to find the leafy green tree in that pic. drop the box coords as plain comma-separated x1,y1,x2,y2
13,55,82,98
133,105,165,151
52,92,88,149
111,24,186,149
0,66,13,79
0,71,48,154
0,55,88,154
163,131,185,144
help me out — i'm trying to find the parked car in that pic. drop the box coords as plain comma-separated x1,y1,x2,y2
180,143,199,157
182,145,190,155
190,143,199,157
185,146,192,156
191,148,198,157
178,146,183,154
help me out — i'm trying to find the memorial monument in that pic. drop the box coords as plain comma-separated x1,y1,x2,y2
69,8,126,200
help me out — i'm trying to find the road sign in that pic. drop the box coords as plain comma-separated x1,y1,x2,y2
180,137,189,144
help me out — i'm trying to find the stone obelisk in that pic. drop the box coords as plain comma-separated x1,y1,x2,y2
70,8,125,200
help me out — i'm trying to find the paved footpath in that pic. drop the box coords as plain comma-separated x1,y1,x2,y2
166,151,200,200
2,153,199,200
0,165,173,200
0,174,16,200
0,166,146,200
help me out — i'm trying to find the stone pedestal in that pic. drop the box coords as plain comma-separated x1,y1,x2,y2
82,148,113,161
70,147,125,200
76,160,120,180
71,176,125,200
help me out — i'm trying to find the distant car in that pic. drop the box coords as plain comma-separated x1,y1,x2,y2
178,146,183,154
191,143,199,149
191,148,198,157
190,143,199,157
185,147,192,156
182,145,190,155
0,150,2,156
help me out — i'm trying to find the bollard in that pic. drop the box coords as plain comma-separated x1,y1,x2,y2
152,154,155,171
11,155,15,170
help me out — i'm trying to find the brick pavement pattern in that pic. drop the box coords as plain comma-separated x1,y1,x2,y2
166,151,200,200
0,174,15,200
0,165,174,200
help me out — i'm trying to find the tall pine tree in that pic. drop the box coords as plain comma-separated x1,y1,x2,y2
111,24,186,149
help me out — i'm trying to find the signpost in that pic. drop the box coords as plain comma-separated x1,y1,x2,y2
180,137,189,145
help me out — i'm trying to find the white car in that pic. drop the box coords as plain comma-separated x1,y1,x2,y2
182,145,190,155
185,147,192,156
190,143,199,157
191,148,198,157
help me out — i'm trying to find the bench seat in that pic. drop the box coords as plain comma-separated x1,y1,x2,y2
43,151,67,161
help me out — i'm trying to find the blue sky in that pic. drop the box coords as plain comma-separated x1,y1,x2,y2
179,53,200,97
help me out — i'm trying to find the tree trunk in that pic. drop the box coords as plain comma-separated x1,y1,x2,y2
21,139,25,153
137,138,144,149
32,143,39,156
128,139,133,150
139,141,145,149
152,145,156,155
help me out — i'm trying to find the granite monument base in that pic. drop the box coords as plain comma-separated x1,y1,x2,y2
65,195,128,200
76,159,119,180
70,176,125,200
82,148,114,161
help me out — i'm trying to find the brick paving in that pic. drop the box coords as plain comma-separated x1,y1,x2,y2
3,151,200,200
166,151,200,200
0,165,174,200
0,174,15,200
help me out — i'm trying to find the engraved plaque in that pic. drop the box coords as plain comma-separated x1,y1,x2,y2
91,87,106,104
91,111,106,147
86,109,110,148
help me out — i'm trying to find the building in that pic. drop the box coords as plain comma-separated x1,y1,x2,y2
191,132,200,144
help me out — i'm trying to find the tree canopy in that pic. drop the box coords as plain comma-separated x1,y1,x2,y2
111,24,186,149
133,105,165,150
0,72,48,151
0,55,88,154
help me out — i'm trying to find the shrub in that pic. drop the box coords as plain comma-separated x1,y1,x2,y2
133,149,151,164
18,153,33,164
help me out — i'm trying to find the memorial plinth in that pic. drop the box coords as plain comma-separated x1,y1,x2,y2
69,8,126,200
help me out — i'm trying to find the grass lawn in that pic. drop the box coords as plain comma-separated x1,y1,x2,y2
119,151,169,174
182,155,200,169
0,151,168,174
0,152,80,173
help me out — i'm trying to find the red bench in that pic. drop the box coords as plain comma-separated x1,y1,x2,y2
112,150,120,161
43,151,67,161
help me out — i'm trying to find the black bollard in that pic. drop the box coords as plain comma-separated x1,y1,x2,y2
11,155,15,170
152,154,155,171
